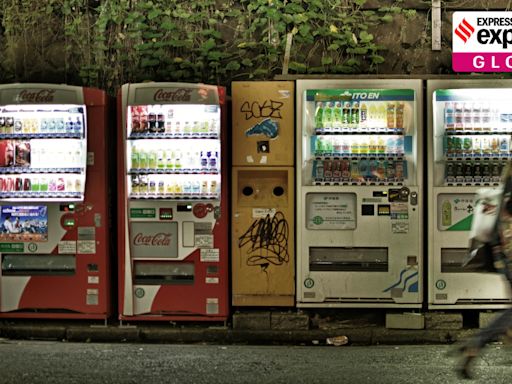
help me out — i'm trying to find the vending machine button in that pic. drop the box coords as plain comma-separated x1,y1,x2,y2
410,191,418,206
193,203,208,218
61,215,76,229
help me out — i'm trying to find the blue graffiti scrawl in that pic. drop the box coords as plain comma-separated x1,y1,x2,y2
245,118,279,139
383,268,419,293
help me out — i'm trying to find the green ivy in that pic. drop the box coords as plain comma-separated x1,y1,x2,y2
0,0,410,94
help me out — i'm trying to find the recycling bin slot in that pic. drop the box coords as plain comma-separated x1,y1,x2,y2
237,169,288,207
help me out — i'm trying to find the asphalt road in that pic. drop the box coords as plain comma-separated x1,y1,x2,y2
0,339,511,383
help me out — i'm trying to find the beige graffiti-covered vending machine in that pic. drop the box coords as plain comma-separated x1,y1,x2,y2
231,81,295,306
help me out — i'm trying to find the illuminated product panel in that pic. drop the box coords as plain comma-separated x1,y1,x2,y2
127,104,220,200
0,104,86,201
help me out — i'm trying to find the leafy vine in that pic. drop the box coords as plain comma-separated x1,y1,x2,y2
0,0,413,94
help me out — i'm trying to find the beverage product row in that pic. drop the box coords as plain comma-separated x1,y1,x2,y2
444,134,510,156
313,135,404,157
129,105,220,137
129,139,220,173
0,139,85,170
0,107,84,136
444,159,505,185
129,174,219,197
312,158,406,184
314,100,405,131
0,174,84,195
443,101,512,131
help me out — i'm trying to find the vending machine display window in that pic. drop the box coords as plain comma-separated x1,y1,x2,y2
126,104,221,200
303,89,416,188
432,89,512,188
0,104,87,202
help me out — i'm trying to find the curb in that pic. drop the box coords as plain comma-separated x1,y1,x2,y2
0,324,479,345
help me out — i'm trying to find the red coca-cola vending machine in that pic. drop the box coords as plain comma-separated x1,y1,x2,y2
0,84,111,319
117,82,228,321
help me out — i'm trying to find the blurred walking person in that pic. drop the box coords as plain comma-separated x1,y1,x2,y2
456,163,512,379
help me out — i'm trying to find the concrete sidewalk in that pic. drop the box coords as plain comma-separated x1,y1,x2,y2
0,311,488,345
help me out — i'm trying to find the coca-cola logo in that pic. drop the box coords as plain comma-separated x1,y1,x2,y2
133,232,172,246
153,88,192,102
15,89,56,103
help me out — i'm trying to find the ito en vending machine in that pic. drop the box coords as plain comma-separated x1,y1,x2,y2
296,79,423,308
0,84,111,319
428,78,512,309
117,82,228,321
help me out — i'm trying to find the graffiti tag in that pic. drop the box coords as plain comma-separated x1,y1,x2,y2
238,211,289,271
240,100,284,120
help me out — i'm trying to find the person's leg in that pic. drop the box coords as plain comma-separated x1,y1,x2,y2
467,307,512,349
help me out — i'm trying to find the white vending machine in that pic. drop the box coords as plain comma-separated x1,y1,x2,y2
428,79,512,309
296,79,423,308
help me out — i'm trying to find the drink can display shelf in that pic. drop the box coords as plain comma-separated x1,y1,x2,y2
129,193,219,200
0,167,84,174
444,178,501,187
0,132,83,139
314,127,404,135
446,154,511,160
128,132,219,140
314,154,404,160
128,168,219,175
313,180,404,186
0,191,83,199
445,130,512,135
